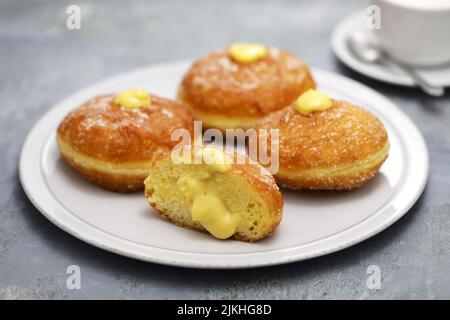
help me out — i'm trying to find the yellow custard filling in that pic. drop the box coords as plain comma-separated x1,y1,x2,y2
177,148,241,239
114,89,151,109
199,147,232,172
228,43,268,64
293,89,332,115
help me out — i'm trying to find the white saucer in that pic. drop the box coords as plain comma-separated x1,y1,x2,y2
332,10,450,87
19,61,428,269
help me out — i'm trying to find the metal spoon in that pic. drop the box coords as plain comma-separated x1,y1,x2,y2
348,32,445,97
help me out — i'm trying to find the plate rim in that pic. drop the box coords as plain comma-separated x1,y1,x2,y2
19,61,429,269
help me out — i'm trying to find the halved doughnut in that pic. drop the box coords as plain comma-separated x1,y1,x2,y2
144,147,283,242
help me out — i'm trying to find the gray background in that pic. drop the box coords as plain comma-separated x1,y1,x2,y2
1,0,449,299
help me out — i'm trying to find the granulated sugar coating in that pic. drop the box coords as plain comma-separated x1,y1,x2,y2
58,94,193,162
56,93,194,192
255,100,390,190
178,47,316,130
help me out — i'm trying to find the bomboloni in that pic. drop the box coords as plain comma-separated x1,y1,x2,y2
178,43,315,130
57,90,194,192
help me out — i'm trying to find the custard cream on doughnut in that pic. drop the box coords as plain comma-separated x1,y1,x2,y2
57,90,194,192
144,146,283,242
255,89,390,190
178,43,316,130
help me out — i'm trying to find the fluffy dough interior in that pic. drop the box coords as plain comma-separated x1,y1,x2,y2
144,157,279,241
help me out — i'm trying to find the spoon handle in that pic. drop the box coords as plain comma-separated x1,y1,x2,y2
392,60,445,97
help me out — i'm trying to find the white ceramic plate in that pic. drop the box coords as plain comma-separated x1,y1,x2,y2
19,61,428,269
332,10,450,87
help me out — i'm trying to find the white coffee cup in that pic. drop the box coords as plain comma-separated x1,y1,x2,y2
371,0,450,66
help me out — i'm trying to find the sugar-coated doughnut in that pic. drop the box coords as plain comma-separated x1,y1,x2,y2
178,45,315,130
255,100,390,190
57,93,194,192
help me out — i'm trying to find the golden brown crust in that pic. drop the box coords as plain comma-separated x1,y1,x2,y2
57,94,194,163
255,100,390,190
275,154,388,190
57,94,194,192
230,161,283,240
178,48,315,128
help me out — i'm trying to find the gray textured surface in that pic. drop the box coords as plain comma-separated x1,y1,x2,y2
0,0,449,300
